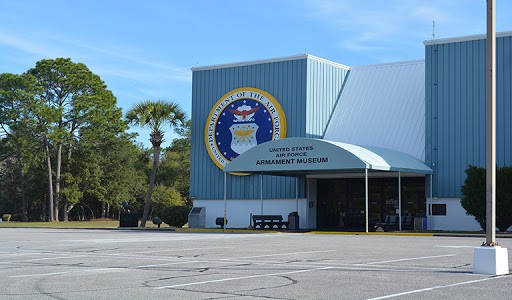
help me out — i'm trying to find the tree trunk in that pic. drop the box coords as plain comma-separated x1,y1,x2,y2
19,161,28,222
64,202,74,221
62,144,73,222
44,137,55,221
54,143,62,221
101,201,106,219
140,145,160,227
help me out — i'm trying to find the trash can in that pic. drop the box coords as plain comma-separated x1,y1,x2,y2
215,217,227,228
188,207,205,228
414,217,427,231
288,212,299,230
119,213,138,227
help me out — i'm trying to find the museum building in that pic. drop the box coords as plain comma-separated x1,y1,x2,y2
189,31,512,231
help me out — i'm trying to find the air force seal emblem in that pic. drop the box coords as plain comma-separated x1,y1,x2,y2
205,87,287,171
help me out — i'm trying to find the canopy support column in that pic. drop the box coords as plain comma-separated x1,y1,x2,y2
260,174,263,214
365,168,369,233
223,172,227,231
398,172,402,231
429,174,433,230
295,176,299,213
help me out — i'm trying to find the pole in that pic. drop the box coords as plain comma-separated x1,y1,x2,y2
260,173,263,214
398,172,402,231
429,174,433,230
365,169,369,233
485,0,496,246
223,172,227,231
295,176,299,213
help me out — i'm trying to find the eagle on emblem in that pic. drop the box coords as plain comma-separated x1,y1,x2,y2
229,106,260,120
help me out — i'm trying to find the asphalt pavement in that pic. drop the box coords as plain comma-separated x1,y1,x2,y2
0,228,510,299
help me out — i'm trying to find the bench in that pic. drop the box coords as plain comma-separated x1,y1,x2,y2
375,215,398,231
252,215,288,229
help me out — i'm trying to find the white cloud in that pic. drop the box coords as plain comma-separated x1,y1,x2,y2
299,0,490,56
0,31,191,84
0,32,53,58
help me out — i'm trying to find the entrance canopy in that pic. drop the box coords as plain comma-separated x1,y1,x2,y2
224,138,432,175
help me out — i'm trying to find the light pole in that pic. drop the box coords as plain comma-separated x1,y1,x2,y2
473,0,509,275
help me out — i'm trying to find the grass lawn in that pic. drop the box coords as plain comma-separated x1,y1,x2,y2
0,220,120,228
0,219,173,229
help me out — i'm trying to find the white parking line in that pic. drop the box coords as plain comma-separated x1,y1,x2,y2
7,261,203,278
9,267,126,278
122,246,234,255
0,255,86,264
136,261,201,268
154,267,334,290
236,250,336,259
366,276,508,300
363,254,456,265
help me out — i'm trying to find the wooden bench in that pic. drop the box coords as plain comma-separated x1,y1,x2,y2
252,215,288,229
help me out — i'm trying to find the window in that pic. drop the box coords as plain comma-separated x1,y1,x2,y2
432,204,447,216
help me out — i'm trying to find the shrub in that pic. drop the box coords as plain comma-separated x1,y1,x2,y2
157,206,190,228
2,214,11,221
461,166,486,230
461,165,512,232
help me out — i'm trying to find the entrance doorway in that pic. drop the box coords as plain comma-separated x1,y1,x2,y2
316,177,425,230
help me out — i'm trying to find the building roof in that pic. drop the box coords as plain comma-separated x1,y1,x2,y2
191,54,350,72
423,30,512,46
223,138,432,175
323,60,426,161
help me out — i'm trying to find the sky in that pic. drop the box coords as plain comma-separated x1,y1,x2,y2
1,0,512,147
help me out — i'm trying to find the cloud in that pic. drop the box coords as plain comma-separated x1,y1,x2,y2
58,37,191,82
0,31,191,84
300,0,486,55
0,32,54,58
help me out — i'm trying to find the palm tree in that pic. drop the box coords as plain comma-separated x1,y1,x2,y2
126,100,185,227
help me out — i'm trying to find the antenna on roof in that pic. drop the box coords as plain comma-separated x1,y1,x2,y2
432,20,436,44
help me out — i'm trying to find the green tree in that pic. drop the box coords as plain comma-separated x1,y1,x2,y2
126,100,185,227
159,119,191,198
0,73,41,221
461,166,486,229
71,132,146,220
496,166,512,232
28,58,124,221
151,184,185,216
461,165,512,232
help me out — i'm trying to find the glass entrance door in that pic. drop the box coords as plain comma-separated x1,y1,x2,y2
316,177,425,230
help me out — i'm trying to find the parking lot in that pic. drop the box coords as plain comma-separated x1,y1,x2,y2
0,228,510,299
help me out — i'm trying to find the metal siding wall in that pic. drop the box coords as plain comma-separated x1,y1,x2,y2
306,59,349,138
497,37,512,166
190,59,308,200
323,61,425,160
425,45,435,197
426,35,512,198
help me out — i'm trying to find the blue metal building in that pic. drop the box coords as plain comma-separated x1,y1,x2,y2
190,55,351,228
425,32,512,230
190,31,512,231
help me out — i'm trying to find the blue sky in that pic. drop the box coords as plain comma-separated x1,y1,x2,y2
1,0,511,147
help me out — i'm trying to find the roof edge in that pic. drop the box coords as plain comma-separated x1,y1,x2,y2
424,30,512,46
351,59,424,70
191,54,350,72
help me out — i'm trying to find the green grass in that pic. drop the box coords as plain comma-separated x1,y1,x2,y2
0,220,171,229
0,220,120,228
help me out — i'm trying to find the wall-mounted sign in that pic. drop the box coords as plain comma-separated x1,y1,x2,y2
205,87,287,171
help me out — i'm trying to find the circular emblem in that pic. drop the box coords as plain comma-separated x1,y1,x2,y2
205,87,287,171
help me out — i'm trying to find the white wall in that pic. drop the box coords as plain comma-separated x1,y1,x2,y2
192,198,310,229
430,198,482,231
